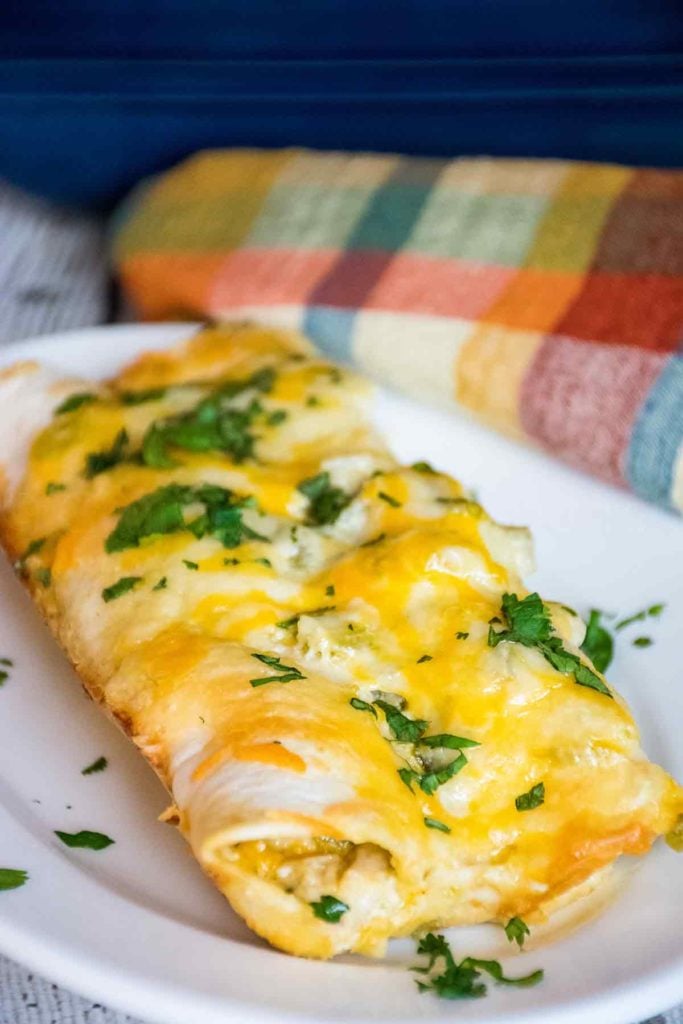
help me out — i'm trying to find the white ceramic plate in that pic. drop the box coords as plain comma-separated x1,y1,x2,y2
0,323,681,1024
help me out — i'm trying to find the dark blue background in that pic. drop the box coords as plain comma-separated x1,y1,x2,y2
1,0,681,208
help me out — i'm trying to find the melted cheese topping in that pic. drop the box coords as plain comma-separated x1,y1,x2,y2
0,322,680,960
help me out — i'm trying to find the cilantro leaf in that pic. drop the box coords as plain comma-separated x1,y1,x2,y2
378,491,401,508
55,392,97,414
455,631,469,640
82,756,108,775
616,603,665,631
45,482,66,495
55,829,114,851
374,700,428,743
297,471,352,526
105,483,259,553
102,576,143,602
633,636,653,648
417,753,468,795
14,536,46,576
0,868,28,891
504,916,530,948
361,532,386,548
415,932,455,972
249,652,306,687
325,584,335,597
460,957,544,989
35,567,51,587
417,654,432,663
276,606,335,630
419,733,479,750
515,782,545,812
183,559,199,570
350,697,377,716
398,767,419,789
85,429,129,478
0,657,13,666
152,576,167,591
411,461,437,474
581,610,614,673
489,593,611,697
488,592,552,648
424,817,451,833
119,387,167,405
140,368,275,468
310,895,349,922
413,933,543,1001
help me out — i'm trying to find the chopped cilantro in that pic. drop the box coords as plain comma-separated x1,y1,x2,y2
374,700,428,743
102,576,143,602
140,368,275,467
327,367,343,384
249,652,306,687
417,654,433,664
85,429,129,478
581,609,613,673
455,631,469,640
55,392,96,414
515,782,545,812
309,895,349,922
252,557,272,567
55,829,114,851
412,753,468,796
0,671,8,686
633,636,653,648
0,868,28,891
45,482,66,495
14,536,45,576
224,557,241,566
152,576,167,591
424,817,451,833
489,593,611,697
349,697,377,717
119,387,167,405
306,395,321,407
378,491,401,508
413,932,543,1000
411,461,437,474
276,606,335,630
297,471,352,526
82,756,107,775
106,483,261,553
182,559,199,570
504,916,530,948
0,657,13,666
488,592,552,647
616,603,665,630
419,733,480,750
266,409,288,426
325,584,335,597
398,767,418,789
35,567,51,588
361,532,386,548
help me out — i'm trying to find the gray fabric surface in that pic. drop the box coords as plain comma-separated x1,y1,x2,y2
0,177,680,1024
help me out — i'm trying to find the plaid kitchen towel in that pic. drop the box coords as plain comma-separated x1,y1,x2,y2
113,149,683,514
